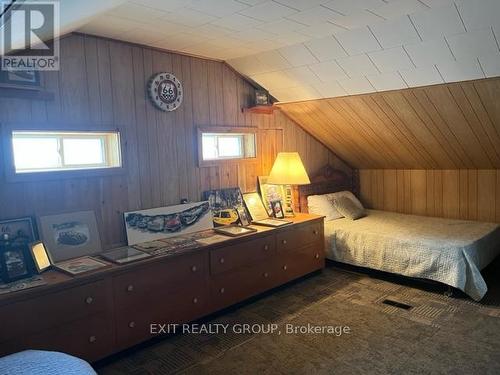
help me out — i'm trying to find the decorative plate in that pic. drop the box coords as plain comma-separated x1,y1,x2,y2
148,72,183,112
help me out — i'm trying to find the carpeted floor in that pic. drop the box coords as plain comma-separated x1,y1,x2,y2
97,260,500,375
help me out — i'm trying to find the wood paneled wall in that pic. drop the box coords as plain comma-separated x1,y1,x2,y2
359,170,500,223
279,78,500,170
0,33,349,249
280,78,500,224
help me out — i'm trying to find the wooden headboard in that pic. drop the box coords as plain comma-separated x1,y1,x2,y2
298,166,358,213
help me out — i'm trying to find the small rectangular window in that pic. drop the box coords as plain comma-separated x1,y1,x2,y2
11,131,122,174
199,130,256,165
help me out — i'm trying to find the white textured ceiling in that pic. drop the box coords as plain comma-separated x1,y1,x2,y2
77,0,500,102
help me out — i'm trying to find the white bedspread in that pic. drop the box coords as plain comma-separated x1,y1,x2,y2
324,210,500,301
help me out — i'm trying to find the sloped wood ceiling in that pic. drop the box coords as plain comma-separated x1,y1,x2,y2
278,77,500,169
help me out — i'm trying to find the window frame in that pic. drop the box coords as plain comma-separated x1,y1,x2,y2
2,124,125,182
197,126,258,167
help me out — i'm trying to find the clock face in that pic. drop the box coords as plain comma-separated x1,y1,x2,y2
148,72,183,112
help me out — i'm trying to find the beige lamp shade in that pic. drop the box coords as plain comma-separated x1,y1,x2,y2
267,152,311,185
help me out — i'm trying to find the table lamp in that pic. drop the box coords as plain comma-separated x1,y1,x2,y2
267,152,310,216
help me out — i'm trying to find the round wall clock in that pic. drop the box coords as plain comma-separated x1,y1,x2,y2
147,72,183,112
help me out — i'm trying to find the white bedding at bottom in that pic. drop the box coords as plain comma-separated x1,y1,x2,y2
324,210,500,301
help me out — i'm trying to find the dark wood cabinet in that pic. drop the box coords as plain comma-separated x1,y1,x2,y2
0,214,324,362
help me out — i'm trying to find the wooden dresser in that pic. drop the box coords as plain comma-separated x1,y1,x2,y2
0,214,324,362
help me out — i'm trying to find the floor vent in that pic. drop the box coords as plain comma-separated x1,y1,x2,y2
382,299,413,310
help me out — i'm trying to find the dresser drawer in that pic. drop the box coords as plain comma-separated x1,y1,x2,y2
210,234,275,275
210,262,278,311
0,313,113,362
274,244,324,284
276,221,322,252
116,286,208,349
113,251,207,308
0,279,108,343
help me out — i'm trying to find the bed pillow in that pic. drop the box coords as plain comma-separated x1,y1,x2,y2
329,191,364,210
333,196,366,220
307,194,342,221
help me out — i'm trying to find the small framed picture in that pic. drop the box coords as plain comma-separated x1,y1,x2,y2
271,200,285,219
101,247,152,265
0,244,33,283
236,206,251,226
214,225,257,237
54,256,110,276
243,192,269,221
29,241,52,273
0,217,37,245
252,218,292,227
38,210,102,262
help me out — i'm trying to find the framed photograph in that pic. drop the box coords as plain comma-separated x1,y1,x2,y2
133,240,168,252
29,241,52,273
0,217,37,246
0,244,33,283
124,201,212,246
203,188,251,227
243,192,269,221
252,218,292,227
271,200,285,219
54,256,110,276
38,211,102,262
258,176,285,216
0,70,41,90
214,225,257,237
236,206,251,226
101,247,152,265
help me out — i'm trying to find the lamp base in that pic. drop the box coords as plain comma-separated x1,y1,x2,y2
283,185,295,217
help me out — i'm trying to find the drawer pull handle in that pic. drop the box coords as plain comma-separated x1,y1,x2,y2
85,297,93,305
313,230,319,235
127,285,134,292
89,336,96,343
315,254,320,259
220,288,225,294
129,321,136,328
219,258,225,264
264,245,269,251
263,272,269,278
283,265,287,271
282,240,287,245
191,265,197,272
193,297,198,304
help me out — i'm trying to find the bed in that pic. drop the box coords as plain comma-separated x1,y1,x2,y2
298,166,500,301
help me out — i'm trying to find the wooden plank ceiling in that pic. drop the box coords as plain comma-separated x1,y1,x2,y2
278,77,500,169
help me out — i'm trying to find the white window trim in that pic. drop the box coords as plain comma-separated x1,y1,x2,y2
11,130,122,174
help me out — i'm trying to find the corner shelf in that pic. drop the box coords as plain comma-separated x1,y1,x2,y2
242,105,279,115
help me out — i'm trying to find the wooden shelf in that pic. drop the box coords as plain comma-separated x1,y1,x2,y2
242,105,279,115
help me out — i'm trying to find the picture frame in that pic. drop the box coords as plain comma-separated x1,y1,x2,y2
203,188,251,227
29,241,52,273
53,256,110,276
214,225,257,237
236,206,251,226
271,200,285,219
258,176,285,216
101,247,152,265
124,201,212,246
0,217,37,246
0,243,34,283
243,192,269,221
38,210,102,262
0,70,41,90
252,218,292,227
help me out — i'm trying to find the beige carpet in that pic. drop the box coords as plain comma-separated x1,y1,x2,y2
97,260,500,375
